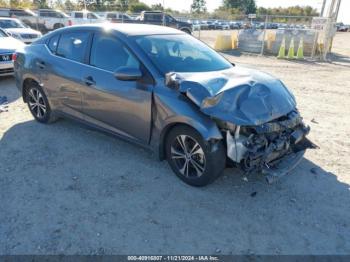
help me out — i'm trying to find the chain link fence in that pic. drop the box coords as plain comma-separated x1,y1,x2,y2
186,14,325,59
1,7,337,60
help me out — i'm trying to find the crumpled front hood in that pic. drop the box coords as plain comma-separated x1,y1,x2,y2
171,66,297,126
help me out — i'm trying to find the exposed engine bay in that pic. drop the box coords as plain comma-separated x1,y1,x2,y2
219,110,317,182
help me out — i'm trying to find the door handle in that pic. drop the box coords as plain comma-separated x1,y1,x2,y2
83,76,96,86
36,60,45,69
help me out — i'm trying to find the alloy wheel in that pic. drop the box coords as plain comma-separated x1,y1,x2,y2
28,88,47,119
170,135,206,178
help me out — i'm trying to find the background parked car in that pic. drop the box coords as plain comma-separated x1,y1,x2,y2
207,21,216,30
190,20,201,31
200,21,209,30
229,21,241,29
0,28,24,76
136,11,192,34
214,20,230,30
69,10,105,25
0,8,38,29
0,17,42,44
104,12,134,23
35,9,71,31
336,23,350,32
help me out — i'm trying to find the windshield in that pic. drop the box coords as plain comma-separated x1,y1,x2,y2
135,34,232,74
0,19,25,29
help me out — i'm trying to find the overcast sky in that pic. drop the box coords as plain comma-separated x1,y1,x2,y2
142,0,349,23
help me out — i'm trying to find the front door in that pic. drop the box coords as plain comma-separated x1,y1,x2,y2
80,32,153,144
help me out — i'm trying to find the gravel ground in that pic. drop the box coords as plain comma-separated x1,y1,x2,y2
0,32,350,255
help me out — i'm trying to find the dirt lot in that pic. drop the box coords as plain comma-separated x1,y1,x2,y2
0,32,350,255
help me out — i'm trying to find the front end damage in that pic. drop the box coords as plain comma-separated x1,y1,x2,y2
223,110,317,183
166,67,317,183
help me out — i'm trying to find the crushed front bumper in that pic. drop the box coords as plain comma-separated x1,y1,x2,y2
262,150,305,184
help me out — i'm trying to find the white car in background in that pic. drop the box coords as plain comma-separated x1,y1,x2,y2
36,9,71,31
0,17,42,44
69,10,105,25
0,28,24,76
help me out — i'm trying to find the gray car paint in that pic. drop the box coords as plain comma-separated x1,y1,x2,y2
14,25,224,159
14,24,297,160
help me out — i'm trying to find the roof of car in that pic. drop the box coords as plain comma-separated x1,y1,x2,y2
65,23,185,36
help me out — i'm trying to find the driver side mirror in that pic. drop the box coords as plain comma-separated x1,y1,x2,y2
114,67,142,81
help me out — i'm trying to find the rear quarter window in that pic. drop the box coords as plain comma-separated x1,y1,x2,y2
47,34,60,53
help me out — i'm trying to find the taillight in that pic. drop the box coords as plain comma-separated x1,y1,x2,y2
68,20,72,26
12,53,17,62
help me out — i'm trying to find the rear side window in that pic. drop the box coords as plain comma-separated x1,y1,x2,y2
39,11,49,17
0,10,10,17
11,11,25,16
74,12,83,18
90,34,140,72
56,32,90,63
146,14,161,22
48,34,60,53
107,13,116,19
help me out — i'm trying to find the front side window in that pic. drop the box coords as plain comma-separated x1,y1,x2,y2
56,32,90,63
135,34,232,75
90,34,140,72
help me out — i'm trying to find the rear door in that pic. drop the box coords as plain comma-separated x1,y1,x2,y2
40,30,92,118
80,32,153,143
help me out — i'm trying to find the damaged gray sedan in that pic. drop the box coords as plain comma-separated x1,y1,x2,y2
14,24,316,186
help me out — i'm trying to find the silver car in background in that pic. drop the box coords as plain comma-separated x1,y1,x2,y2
0,28,24,76
0,17,42,44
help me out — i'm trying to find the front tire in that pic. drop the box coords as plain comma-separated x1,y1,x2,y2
26,83,57,124
166,126,226,187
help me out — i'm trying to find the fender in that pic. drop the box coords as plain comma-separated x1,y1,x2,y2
150,91,223,160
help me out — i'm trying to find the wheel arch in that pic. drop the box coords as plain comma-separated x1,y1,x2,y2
180,27,192,34
158,119,223,161
22,77,40,102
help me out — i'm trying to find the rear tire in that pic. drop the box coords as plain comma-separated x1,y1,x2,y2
53,23,64,30
165,126,226,187
181,28,192,34
26,83,57,124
